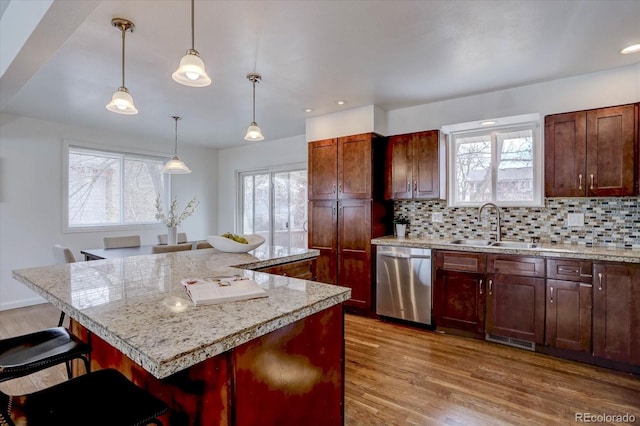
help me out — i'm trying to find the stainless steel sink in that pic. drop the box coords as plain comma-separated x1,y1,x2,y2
448,239,493,246
490,241,538,249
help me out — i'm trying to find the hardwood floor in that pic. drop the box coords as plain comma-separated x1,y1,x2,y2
1,304,638,425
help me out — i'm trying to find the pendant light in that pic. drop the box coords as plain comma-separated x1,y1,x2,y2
172,0,211,87
162,116,192,174
244,73,264,141
106,18,138,115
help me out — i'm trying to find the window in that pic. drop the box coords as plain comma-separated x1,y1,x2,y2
66,144,169,230
445,115,542,207
239,165,308,249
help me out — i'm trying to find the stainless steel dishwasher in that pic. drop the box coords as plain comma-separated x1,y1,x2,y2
376,246,432,325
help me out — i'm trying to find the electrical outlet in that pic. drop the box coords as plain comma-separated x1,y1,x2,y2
432,212,444,223
567,213,584,227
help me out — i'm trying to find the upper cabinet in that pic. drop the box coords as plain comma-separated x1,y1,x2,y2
308,134,377,200
385,130,442,200
545,103,638,197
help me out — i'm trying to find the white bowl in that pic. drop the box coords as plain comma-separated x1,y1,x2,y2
207,234,265,253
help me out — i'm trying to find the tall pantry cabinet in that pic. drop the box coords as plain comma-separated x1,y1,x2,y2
308,133,389,311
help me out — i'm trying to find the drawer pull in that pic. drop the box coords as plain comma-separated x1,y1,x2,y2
598,272,603,291
557,266,580,274
549,286,554,304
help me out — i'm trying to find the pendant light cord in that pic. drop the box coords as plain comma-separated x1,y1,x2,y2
120,25,126,88
191,0,195,51
252,80,256,122
173,116,181,156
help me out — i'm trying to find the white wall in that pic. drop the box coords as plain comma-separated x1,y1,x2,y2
386,64,640,135
0,114,218,310
217,134,308,234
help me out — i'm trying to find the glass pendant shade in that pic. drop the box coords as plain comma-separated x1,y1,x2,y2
106,87,138,114
172,49,211,87
244,122,264,141
162,157,192,174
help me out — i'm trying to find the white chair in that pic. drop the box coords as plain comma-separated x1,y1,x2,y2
195,241,213,249
53,244,76,264
157,232,187,245
151,243,192,254
52,245,77,327
103,235,141,249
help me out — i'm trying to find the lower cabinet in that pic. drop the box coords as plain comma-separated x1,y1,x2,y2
434,251,486,337
545,258,593,352
592,261,640,365
434,270,486,335
486,255,546,345
433,250,639,372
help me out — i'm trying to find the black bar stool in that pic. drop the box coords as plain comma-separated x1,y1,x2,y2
0,368,168,425
0,327,90,383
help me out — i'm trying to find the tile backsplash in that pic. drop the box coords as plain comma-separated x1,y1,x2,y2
394,197,640,248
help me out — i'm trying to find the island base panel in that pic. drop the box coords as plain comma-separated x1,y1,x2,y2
71,304,345,425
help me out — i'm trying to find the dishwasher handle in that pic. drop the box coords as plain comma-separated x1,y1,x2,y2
378,253,431,260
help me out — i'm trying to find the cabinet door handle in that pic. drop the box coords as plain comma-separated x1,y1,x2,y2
590,174,594,190
578,174,582,190
549,286,554,303
333,206,337,216
488,279,493,295
338,183,342,193
479,279,483,295
332,184,336,194
414,181,417,192
407,181,411,192
598,272,603,291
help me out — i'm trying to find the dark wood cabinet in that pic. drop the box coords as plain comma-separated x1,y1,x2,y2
592,261,640,365
308,133,388,311
308,200,337,285
337,199,372,309
256,258,317,281
434,251,486,337
486,255,546,344
385,130,441,200
545,258,593,352
545,103,638,197
308,134,374,200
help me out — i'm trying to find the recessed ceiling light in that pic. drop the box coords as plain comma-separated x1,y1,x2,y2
336,100,346,105
620,43,640,54
304,108,313,113
480,120,497,126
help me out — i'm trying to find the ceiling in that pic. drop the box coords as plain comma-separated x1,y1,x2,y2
1,0,639,149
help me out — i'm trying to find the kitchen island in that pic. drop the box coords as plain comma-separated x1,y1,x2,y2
12,246,350,425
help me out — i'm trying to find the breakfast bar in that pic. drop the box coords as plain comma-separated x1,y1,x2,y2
12,246,350,425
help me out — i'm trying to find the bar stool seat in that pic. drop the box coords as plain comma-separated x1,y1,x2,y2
0,368,168,426
0,327,90,383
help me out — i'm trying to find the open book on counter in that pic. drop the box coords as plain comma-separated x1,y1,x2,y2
181,276,268,306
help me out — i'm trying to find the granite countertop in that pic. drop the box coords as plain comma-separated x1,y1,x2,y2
12,246,350,379
372,236,640,263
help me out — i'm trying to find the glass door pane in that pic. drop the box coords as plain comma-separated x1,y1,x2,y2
273,170,308,248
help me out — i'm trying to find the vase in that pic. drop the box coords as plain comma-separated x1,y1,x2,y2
167,226,178,245
395,224,407,238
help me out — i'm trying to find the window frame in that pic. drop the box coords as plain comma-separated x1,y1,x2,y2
63,140,171,233
444,114,543,208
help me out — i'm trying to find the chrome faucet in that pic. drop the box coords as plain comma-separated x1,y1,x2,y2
478,202,501,242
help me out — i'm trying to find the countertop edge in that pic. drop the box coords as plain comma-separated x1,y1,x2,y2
371,237,640,263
